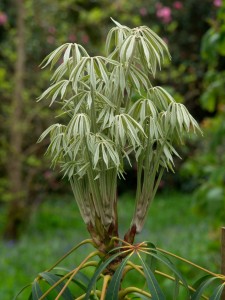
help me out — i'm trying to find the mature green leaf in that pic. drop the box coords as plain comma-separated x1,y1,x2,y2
146,250,190,296
209,283,225,300
191,276,220,300
84,251,128,300
138,254,166,300
144,242,157,273
53,268,91,292
173,274,180,300
32,281,43,300
13,284,32,300
39,272,73,300
105,253,133,300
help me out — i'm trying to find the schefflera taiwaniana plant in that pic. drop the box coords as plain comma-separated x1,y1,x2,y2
38,19,201,252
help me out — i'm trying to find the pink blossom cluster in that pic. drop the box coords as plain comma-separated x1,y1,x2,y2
155,1,183,24
213,0,222,7
47,26,56,44
0,12,8,26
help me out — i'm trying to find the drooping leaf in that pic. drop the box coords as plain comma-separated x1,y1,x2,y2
13,284,32,300
53,268,91,292
39,272,73,300
32,281,43,300
191,276,221,300
209,283,225,300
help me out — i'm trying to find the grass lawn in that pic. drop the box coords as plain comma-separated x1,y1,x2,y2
0,190,221,299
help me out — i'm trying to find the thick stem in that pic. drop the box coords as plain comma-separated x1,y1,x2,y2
124,224,137,245
4,0,26,240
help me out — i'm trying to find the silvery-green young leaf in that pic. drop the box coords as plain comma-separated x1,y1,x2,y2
38,20,202,240
141,26,171,60
40,43,89,70
37,123,64,143
106,24,130,57
66,113,91,139
70,56,119,92
148,86,175,111
129,98,158,124
50,62,69,82
110,17,131,30
90,134,121,170
40,44,68,69
37,80,67,104
130,65,151,91
110,114,146,150
167,102,202,136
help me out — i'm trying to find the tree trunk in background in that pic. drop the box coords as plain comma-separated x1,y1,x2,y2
3,0,26,240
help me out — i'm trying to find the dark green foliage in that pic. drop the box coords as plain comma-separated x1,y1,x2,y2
180,3,225,223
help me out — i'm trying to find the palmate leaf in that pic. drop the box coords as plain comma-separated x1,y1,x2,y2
39,272,73,300
106,19,130,56
120,34,136,63
148,86,175,111
167,102,202,135
51,61,69,82
141,26,171,61
138,254,166,300
95,91,116,108
105,253,133,300
138,35,160,77
37,123,63,143
66,113,91,139
130,65,151,91
40,42,89,69
70,56,119,92
40,44,68,69
129,98,158,124
92,135,121,170
111,113,146,149
37,80,68,104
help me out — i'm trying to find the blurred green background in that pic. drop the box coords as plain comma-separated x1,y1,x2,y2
0,0,225,299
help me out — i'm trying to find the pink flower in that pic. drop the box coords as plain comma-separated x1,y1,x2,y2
156,6,172,23
0,12,8,26
213,0,222,7
48,26,56,34
47,36,55,45
68,34,77,42
139,7,148,16
173,1,183,10
82,34,89,44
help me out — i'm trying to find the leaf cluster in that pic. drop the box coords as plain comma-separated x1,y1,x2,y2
38,19,201,236
15,239,225,300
